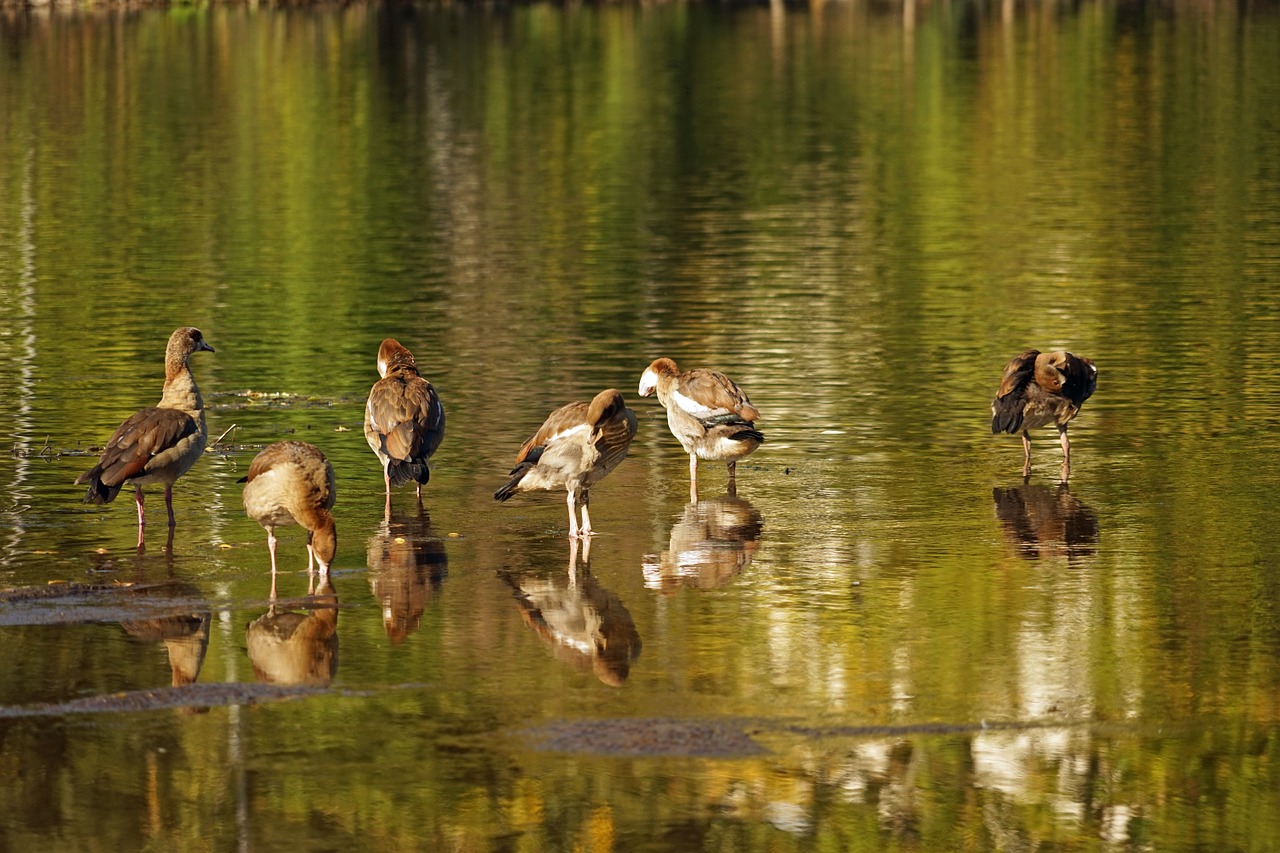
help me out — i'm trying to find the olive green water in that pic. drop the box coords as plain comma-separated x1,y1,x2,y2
2,1,1280,850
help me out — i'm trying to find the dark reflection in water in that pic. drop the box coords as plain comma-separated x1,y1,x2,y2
367,500,448,643
992,484,1099,562
500,538,641,687
118,582,211,688
245,576,340,687
643,494,764,592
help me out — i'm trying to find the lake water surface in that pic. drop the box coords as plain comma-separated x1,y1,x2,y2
2,1,1280,850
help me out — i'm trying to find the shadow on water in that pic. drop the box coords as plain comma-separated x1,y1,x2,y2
992,483,1100,563
499,537,641,687
642,493,765,592
366,499,448,644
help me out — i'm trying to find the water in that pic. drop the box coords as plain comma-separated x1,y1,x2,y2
2,1,1280,849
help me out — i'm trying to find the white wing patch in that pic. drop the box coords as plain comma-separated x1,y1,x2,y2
546,422,591,445
672,389,724,419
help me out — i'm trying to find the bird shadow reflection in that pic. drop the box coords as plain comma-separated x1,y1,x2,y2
992,482,1099,563
499,537,641,687
245,574,340,687
367,498,448,643
642,493,765,593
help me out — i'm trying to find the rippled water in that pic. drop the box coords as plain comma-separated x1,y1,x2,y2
2,1,1280,849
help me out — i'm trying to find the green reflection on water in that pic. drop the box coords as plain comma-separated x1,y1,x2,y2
1,0,1280,850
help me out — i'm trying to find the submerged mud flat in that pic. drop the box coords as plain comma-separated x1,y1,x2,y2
0,581,209,627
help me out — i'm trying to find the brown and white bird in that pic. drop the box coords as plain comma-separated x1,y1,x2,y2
76,326,215,549
991,349,1098,481
241,441,338,585
494,389,638,538
638,357,763,501
364,339,445,508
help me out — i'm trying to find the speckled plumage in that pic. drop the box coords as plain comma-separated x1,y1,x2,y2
638,357,763,501
494,389,638,538
991,349,1097,480
75,326,214,548
242,440,337,579
364,339,445,504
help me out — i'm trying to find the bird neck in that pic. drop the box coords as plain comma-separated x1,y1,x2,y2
159,364,204,414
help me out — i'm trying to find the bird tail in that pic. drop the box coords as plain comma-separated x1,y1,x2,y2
74,468,121,505
991,398,1025,435
731,427,765,444
388,459,430,487
494,464,531,502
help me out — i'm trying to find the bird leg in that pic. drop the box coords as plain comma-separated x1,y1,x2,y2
267,528,279,576
579,490,593,538
565,490,579,539
1058,425,1071,482
1021,432,1033,480
727,461,738,497
134,487,146,550
164,484,176,528
689,454,699,504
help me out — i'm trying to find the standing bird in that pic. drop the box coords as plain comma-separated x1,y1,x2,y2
638,357,764,501
241,441,338,591
991,349,1098,481
364,339,445,510
76,326,215,550
494,389,638,539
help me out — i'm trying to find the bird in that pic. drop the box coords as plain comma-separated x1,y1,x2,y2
75,326,215,550
240,440,338,585
638,357,763,501
991,349,1098,481
494,389,638,539
364,338,445,511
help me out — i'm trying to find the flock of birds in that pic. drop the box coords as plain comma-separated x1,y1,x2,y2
74,327,1098,579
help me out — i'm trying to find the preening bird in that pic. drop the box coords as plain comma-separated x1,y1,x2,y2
991,349,1097,481
241,440,338,582
494,389,638,539
638,357,763,501
364,338,445,509
75,326,215,550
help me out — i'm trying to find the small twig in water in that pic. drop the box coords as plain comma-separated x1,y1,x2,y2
212,424,239,446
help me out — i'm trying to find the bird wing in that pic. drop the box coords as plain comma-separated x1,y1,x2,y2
673,369,760,423
513,401,591,467
81,407,200,487
366,372,445,462
590,403,638,480
996,350,1040,400
1055,353,1098,408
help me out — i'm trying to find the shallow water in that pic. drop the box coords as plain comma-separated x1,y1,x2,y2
2,0,1280,849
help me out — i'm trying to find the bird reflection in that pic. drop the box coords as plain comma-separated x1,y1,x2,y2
992,483,1099,561
245,574,339,686
119,581,211,687
642,494,764,592
367,500,448,643
501,537,641,687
